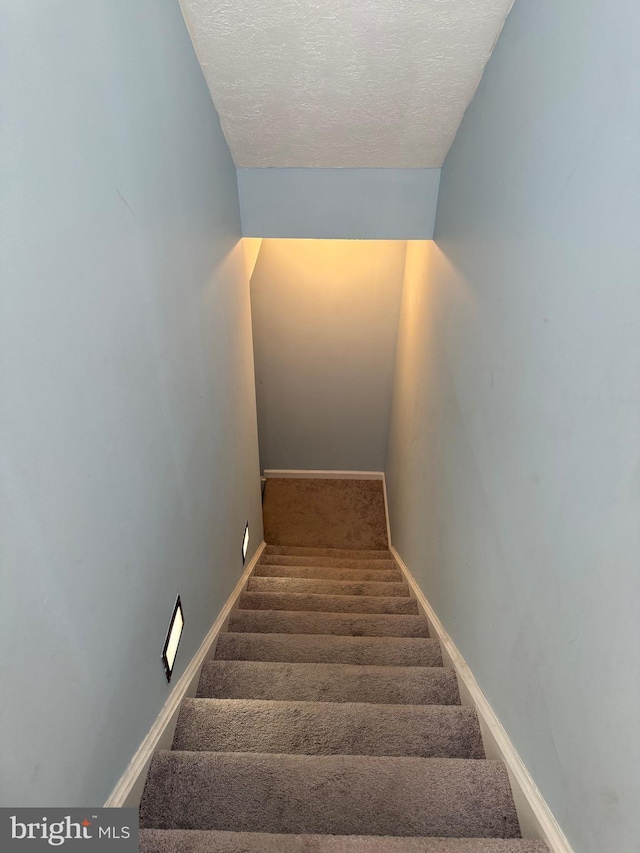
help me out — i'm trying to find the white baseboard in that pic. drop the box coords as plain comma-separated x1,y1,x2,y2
380,473,392,552
390,545,573,853
263,469,384,480
104,541,267,808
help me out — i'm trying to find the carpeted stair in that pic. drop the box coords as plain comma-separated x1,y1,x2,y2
258,554,400,569
139,833,548,853
247,576,412,597
238,589,418,614
254,563,403,582
140,480,548,852
228,608,429,636
140,832,548,852
214,632,443,666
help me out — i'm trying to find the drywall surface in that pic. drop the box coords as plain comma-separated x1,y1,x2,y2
180,0,513,167
251,239,406,472
238,169,440,239
0,0,263,807
243,238,263,280
386,2,640,850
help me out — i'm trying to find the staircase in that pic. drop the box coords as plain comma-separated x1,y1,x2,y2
139,482,548,852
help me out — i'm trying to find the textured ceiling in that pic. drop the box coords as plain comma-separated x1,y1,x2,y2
180,0,513,168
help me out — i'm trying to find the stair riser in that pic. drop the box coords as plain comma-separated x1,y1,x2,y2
260,555,397,570
173,699,484,759
248,577,410,598
265,545,393,560
255,565,403,582
140,752,520,838
238,592,419,615
215,633,442,667
197,661,461,705
140,831,548,853
228,610,429,638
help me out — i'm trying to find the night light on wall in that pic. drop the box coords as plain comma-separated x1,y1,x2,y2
161,596,184,683
242,522,250,564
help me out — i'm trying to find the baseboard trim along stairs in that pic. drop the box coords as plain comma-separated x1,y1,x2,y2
106,472,572,853
263,469,385,480
390,546,574,853
104,540,267,809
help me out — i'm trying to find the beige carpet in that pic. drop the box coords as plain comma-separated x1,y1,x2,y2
140,496,546,852
140,831,548,852
263,478,388,549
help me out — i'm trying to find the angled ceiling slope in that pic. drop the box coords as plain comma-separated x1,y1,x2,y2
180,0,513,169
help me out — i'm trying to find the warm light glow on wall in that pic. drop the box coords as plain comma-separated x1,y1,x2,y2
251,238,421,287
248,238,416,471
243,237,263,280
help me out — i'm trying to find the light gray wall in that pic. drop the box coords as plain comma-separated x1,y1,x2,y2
238,169,440,239
0,0,263,807
386,1,640,851
251,239,406,472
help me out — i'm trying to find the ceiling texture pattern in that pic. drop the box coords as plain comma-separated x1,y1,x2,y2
180,0,514,168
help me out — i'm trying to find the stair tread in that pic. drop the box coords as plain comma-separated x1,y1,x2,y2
215,632,442,667
197,659,460,705
140,485,533,848
238,590,419,615
140,830,548,852
228,609,429,637
173,698,484,758
140,752,520,838
260,554,398,570
255,564,403,582
265,545,393,560
248,576,410,598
